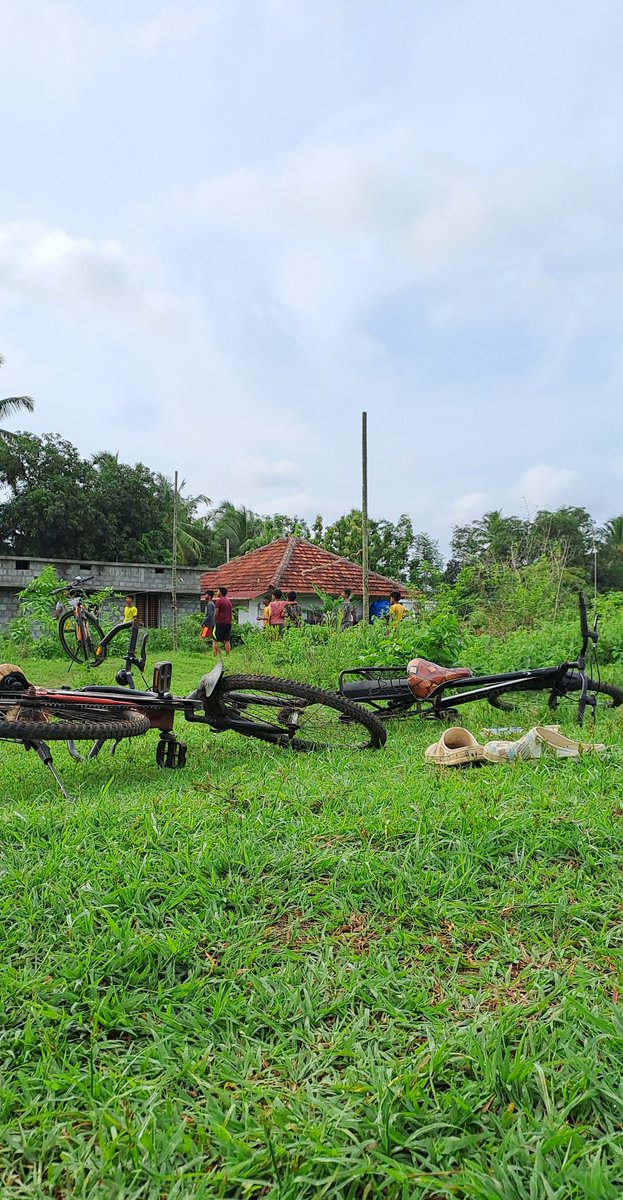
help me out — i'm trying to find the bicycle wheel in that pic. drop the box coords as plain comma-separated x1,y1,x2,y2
0,699,150,742
472,673,623,722
215,675,387,750
58,611,105,665
559,673,623,709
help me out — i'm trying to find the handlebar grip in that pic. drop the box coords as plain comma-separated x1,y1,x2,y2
578,591,589,640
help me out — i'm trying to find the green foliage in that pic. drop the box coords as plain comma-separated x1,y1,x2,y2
315,508,441,584
312,584,344,629
6,565,67,658
447,559,586,633
0,434,184,561
357,609,463,667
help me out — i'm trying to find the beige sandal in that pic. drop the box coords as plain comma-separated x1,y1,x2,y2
425,727,486,768
532,725,606,758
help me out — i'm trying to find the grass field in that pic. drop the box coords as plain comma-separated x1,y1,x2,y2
2,644,623,1198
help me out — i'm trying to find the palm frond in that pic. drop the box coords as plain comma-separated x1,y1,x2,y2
0,395,34,418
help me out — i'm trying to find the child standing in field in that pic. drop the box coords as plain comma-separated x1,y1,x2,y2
388,591,408,624
201,590,215,644
268,588,287,636
285,591,302,628
124,595,138,622
213,586,233,655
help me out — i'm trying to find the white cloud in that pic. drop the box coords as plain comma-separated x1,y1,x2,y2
173,126,623,342
510,464,584,512
0,221,185,330
449,491,489,522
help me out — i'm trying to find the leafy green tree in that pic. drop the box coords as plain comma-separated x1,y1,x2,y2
0,434,199,562
447,510,530,579
409,533,444,592
0,433,98,556
319,509,435,583
446,506,596,587
595,515,623,590
529,507,596,571
242,512,312,553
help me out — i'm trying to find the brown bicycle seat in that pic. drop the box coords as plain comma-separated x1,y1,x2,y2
407,657,473,699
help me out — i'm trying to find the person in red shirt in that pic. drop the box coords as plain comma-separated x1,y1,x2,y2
213,586,233,655
268,588,288,637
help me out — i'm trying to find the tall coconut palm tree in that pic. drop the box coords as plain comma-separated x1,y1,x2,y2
210,500,263,557
0,355,34,431
156,473,212,565
604,516,623,557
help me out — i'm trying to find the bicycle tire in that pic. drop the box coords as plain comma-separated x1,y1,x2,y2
215,675,387,750
560,674,623,709
479,673,623,716
0,701,150,742
58,611,105,665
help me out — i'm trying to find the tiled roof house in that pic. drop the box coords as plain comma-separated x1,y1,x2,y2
199,536,402,626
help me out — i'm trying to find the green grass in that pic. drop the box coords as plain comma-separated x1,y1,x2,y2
2,645,623,1197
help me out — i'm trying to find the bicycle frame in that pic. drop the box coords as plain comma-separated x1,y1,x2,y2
339,593,602,725
92,619,148,687
3,661,365,796
55,576,148,687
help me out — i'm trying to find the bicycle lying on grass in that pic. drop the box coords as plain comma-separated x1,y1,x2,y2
339,593,623,725
54,576,147,687
0,660,386,795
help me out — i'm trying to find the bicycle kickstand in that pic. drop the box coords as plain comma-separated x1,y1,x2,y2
26,740,72,799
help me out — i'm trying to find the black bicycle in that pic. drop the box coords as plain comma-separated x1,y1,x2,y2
339,593,623,725
0,660,387,795
54,576,147,686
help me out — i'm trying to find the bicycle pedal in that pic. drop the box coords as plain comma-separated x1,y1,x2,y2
153,661,173,696
156,735,187,769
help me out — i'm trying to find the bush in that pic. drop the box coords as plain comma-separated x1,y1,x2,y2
356,608,463,668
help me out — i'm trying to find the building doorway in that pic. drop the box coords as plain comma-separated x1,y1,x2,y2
135,594,160,628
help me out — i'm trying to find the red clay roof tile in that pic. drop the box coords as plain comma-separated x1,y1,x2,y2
200,537,402,599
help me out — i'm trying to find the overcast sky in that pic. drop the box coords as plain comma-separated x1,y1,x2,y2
1,0,622,552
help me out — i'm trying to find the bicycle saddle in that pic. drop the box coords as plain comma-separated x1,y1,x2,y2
187,660,224,702
407,658,473,699
0,663,31,692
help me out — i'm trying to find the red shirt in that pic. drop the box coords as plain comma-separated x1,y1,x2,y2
269,599,287,625
215,596,233,624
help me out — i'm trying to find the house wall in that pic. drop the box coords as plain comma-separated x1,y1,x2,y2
0,556,203,630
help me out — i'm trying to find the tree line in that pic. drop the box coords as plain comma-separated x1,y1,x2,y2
0,426,622,597
0,429,444,580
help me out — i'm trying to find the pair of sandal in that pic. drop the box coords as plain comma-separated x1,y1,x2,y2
425,725,606,767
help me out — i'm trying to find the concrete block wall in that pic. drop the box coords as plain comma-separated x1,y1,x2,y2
0,556,204,631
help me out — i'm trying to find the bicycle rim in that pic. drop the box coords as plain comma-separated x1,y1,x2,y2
454,673,623,727
0,698,150,741
58,612,105,665
216,675,387,750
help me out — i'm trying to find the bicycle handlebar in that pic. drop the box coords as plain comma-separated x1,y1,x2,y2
51,575,95,594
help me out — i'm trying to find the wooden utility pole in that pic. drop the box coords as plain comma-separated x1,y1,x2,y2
172,469,179,651
362,411,369,625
